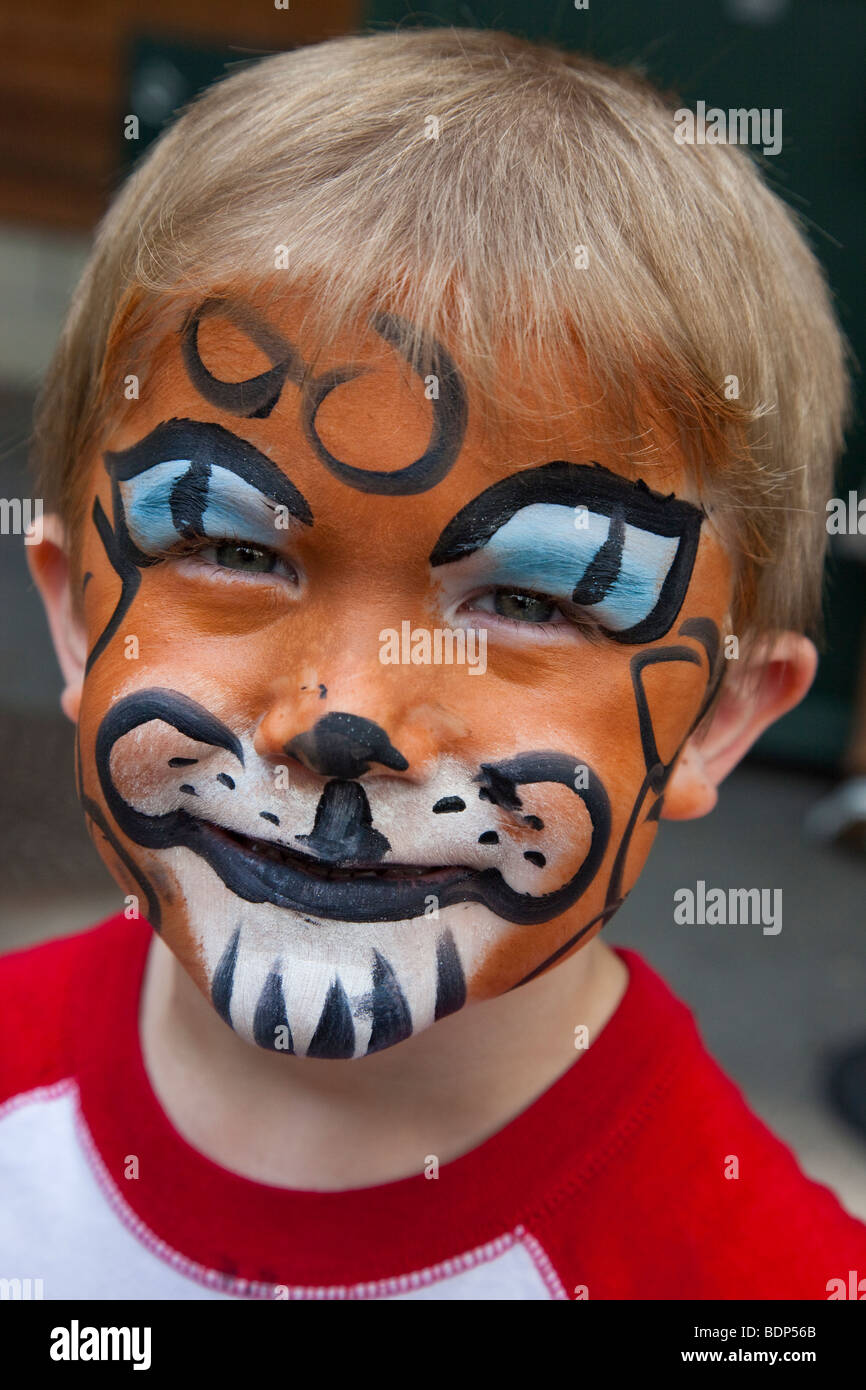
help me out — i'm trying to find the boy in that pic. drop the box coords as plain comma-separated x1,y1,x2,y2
3,27,865,1300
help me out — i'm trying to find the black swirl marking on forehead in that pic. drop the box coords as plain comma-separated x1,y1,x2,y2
301,311,468,495
181,297,468,496
430,460,704,645
181,297,307,419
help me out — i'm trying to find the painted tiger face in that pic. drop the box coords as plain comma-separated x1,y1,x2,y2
74,291,732,1058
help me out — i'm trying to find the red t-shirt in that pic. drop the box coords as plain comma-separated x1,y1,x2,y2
1,911,864,1300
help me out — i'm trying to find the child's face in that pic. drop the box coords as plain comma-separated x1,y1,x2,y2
73,291,731,1058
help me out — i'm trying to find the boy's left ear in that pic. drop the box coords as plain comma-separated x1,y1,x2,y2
661,632,817,821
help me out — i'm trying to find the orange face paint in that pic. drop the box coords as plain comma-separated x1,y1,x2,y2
75,291,733,1058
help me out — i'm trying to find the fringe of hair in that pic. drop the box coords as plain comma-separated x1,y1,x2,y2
30,27,851,653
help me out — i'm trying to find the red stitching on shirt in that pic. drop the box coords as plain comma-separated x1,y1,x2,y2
0,1076,76,1118
514,1225,569,1299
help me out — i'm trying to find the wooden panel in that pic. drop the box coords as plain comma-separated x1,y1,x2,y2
0,0,362,231
0,171,104,230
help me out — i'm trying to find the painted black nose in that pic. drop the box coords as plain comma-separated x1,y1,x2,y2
284,712,409,780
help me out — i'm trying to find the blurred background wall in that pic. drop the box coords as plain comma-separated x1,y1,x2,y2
1,0,864,1214
0,0,361,917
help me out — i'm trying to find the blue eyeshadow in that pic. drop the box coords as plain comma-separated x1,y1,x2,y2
455,502,679,631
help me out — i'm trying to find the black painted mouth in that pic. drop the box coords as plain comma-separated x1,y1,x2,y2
189,817,478,921
211,821,467,883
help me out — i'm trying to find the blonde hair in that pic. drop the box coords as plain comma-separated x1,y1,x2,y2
30,26,850,654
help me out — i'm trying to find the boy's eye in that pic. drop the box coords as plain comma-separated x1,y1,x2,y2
178,538,299,582
202,541,280,573
480,589,561,623
429,462,704,645
468,588,570,625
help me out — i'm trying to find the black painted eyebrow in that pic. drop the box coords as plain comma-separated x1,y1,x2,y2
428,460,703,566
104,417,313,526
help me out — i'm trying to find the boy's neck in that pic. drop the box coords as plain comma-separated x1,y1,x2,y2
139,926,629,1191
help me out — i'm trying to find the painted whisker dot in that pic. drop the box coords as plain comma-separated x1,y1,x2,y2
260,811,280,825
169,757,198,767
179,784,197,796
524,850,546,868
478,830,499,845
432,796,466,814
217,773,236,789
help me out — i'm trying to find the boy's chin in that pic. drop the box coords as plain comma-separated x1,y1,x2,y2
150,883,603,1061
156,889,501,1061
